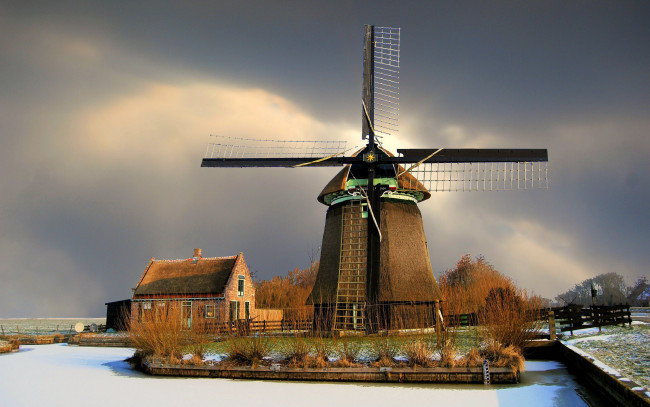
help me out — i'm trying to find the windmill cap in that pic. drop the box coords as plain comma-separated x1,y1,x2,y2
317,146,431,205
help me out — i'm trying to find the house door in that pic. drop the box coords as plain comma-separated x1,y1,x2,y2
181,301,192,329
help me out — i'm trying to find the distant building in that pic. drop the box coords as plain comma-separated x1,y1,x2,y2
131,249,256,328
105,299,131,331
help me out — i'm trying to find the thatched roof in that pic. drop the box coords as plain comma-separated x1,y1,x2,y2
308,199,442,304
133,251,243,298
316,147,431,205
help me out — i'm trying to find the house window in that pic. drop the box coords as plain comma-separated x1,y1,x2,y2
205,304,215,319
230,301,239,321
237,275,245,297
245,301,250,320
142,301,153,320
181,301,192,329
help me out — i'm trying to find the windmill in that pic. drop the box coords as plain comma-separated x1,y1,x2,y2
202,25,548,333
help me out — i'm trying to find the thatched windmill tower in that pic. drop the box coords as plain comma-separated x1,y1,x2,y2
202,25,548,333
307,146,443,332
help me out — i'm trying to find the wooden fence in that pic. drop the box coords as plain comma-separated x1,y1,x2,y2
199,318,313,336
550,304,632,335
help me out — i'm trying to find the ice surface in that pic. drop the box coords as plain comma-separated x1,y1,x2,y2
0,344,595,407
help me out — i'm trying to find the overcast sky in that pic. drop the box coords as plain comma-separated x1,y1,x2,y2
1,1,648,317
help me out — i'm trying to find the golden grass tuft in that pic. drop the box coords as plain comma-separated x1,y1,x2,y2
279,336,311,367
223,334,274,366
369,336,398,367
403,339,434,367
481,340,525,372
333,336,363,366
458,348,483,367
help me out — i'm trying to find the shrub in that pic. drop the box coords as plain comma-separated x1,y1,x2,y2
479,287,543,351
440,254,516,315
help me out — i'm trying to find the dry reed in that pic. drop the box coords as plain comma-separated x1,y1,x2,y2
478,286,543,351
223,334,274,366
127,304,185,364
403,339,434,367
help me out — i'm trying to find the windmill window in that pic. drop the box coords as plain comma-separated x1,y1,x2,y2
237,275,245,297
205,304,215,319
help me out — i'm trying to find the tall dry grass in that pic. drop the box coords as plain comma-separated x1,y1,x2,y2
127,303,212,365
128,304,185,364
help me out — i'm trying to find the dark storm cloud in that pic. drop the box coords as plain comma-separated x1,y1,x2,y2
1,1,649,316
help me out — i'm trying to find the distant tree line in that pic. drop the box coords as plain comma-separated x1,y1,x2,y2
554,273,649,307
439,254,545,315
253,261,318,318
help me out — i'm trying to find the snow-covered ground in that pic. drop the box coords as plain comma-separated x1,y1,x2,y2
0,344,601,407
563,321,650,390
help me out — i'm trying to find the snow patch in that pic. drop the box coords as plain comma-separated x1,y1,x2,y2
566,334,614,344
561,342,622,376
0,344,596,407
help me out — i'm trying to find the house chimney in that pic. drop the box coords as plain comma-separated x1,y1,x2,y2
193,248,202,258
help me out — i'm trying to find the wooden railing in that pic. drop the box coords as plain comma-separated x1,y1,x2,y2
550,304,632,335
198,318,313,335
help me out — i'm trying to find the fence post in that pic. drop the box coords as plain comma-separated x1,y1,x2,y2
434,300,442,339
626,304,631,327
548,311,556,341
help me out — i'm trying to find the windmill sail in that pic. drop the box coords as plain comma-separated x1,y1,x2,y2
203,134,350,167
372,26,400,142
396,147,549,192
401,161,549,192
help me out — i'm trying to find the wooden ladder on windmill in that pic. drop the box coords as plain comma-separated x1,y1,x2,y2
333,199,368,331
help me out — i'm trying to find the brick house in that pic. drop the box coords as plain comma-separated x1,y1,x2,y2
131,249,256,328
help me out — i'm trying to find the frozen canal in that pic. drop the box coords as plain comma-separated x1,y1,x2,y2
0,344,605,407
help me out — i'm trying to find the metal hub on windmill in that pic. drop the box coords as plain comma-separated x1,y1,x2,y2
202,25,548,333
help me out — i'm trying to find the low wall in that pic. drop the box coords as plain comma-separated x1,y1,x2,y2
557,341,650,407
141,362,519,384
